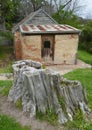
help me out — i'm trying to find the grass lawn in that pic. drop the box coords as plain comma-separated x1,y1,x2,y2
64,68,92,129
0,45,14,73
0,45,14,60
78,50,92,64
0,80,30,130
0,46,30,130
0,114,30,130
0,64,13,73
0,80,13,96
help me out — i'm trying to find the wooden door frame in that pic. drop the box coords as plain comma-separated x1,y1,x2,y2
41,34,55,61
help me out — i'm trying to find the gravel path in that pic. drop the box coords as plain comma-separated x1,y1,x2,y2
47,60,91,75
0,73,13,80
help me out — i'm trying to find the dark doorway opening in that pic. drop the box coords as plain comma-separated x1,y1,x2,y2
44,40,50,48
41,35,55,63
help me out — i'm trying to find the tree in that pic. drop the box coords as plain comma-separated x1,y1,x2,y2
79,21,92,53
51,0,84,28
0,0,84,30
0,0,20,30
52,9,81,28
17,0,48,16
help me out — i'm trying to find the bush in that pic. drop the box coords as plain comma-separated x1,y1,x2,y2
52,10,82,29
79,21,92,53
79,42,92,54
0,31,13,46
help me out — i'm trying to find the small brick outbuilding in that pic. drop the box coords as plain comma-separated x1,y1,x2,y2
13,9,80,64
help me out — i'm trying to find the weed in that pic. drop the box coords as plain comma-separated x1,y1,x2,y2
0,80,13,96
15,99,22,109
36,109,58,126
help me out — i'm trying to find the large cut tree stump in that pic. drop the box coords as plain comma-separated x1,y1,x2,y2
8,60,90,124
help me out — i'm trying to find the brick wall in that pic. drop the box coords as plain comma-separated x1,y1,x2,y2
21,35,42,62
54,34,78,64
14,33,79,64
14,32,22,60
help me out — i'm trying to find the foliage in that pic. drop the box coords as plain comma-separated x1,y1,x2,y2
52,10,82,29
15,99,22,109
0,114,30,130
65,110,92,130
0,0,20,30
79,21,92,53
36,109,58,126
0,80,13,96
0,31,13,41
0,64,13,73
78,50,92,64
64,68,92,129
0,0,84,30
0,45,14,73
0,45,14,59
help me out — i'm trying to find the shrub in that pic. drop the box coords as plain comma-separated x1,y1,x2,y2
79,21,92,53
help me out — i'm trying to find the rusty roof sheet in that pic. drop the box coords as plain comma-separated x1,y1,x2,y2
19,24,80,34
12,9,57,32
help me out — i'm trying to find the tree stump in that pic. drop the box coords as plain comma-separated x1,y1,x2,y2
8,60,91,124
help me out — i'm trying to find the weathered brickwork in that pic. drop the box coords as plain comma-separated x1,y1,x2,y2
54,34,78,64
14,33,79,64
14,32,22,60
21,35,42,62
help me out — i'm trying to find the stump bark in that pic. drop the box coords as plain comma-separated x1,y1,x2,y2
8,60,90,124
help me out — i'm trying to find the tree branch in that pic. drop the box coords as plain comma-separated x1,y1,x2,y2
62,0,73,9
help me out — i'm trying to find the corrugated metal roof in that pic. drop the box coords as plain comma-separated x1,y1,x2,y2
20,24,80,34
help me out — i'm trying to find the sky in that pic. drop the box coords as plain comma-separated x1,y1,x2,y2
82,0,92,18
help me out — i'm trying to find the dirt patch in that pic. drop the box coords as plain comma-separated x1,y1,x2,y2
0,95,61,130
0,73,13,80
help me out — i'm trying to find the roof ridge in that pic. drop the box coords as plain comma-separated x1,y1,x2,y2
12,8,57,32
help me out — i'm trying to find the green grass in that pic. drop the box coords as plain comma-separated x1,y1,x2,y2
78,50,92,64
0,81,30,130
0,45,14,73
0,114,30,130
64,68,92,129
64,68,92,108
0,63,13,73
65,110,92,130
0,80,13,96
0,45,13,60
15,99,22,109
36,110,58,126
0,80,22,109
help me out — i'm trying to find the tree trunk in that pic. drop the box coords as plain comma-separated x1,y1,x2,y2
8,60,90,124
